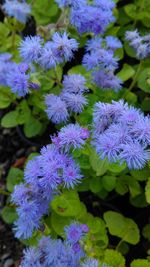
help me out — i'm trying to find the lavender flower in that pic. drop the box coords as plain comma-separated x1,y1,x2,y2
38,41,60,69
125,30,150,59
105,36,122,51
19,36,43,63
20,236,81,267
93,70,122,91
45,94,69,124
65,222,84,244
119,141,150,170
52,32,78,61
62,74,88,94
56,123,90,151
92,100,150,169
81,258,99,267
2,0,31,23
70,1,115,35
7,63,30,97
61,92,88,113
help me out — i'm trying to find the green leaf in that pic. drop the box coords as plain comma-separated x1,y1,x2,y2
0,89,12,108
24,115,42,138
1,206,18,224
51,190,83,217
103,249,125,267
145,177,150,204
130,259,150,267
117,64,135,82
142,223,150,241
1,111,19,128
124,4,137,18
89,177,103,193
104,211,140,245
141,98,150,111
131,167,150,181
89,149,108,176
16,100,31,124
137,68,150,93
102,175,116,192
50,212,72,236
108,162,126,173
6,167,23,192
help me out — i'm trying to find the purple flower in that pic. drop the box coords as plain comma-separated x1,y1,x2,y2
125,30,150,59
61,92,88,113
93,133,120,163
45,94,69,124
105,36,122,51
81,258,99,267
119,141,150,170
93,70,122,91
52,32,78,61
57,123,89,151
92,100,150,170
38,41,60,69
19,36,42,63
65,222,83,244
130,116,150,145
2,0,31,23
86,37,103,52
20,247,42,267
62,74,88,94
0,53,12,61
7,64,30,97
62,161,83,188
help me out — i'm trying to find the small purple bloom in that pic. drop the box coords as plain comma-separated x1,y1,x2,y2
2,0,31,23
19,36,43,63
45,94,69,124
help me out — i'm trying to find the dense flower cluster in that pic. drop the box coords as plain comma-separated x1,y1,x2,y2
56,0,115,35
83,37,122,91
52,123,90,152
92,100,150,169
2,0,31,23
12,143,83,239
19,32,78,67
20,225,112,266
125,29,150,59
0,55,39,97
45,74,88,123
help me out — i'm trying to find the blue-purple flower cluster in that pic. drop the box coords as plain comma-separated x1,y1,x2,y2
2,0,31,23
52,123,90,152
19,221,112,266
92,100,150,170
19,222,102,267
12,139,86,239
0,54,40,97
55,0,115,35
19,32,78,67
125,29,150,59
45,74,88,124
83,37,122,91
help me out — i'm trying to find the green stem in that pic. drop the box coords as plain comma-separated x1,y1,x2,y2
128,61,143,92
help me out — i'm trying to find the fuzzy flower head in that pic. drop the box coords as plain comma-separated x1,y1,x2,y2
45,94,69,124
38,41,59,69
92,100,150,170
119,141,150,170
52,32,78,61
55,0,86,8
125,29,150,59
61,92,88,113
7,63,30,97
81,258,99,267
2,0,31,23
93,70,122,91
19,36,43,63
62,74,88,94
56,123,90,152
65,222,84,244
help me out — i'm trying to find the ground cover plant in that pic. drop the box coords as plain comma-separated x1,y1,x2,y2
0,0,150,266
